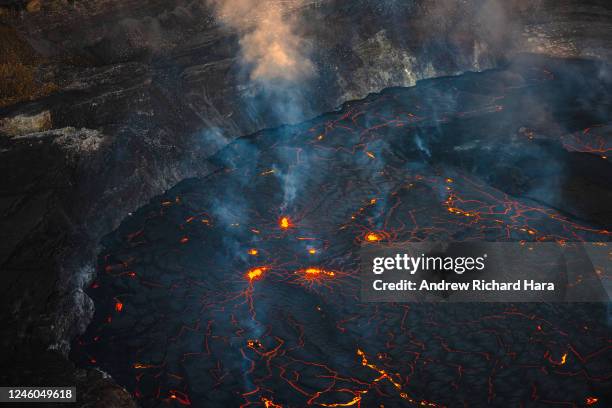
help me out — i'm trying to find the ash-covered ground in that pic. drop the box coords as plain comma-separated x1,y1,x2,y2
72,55,611,407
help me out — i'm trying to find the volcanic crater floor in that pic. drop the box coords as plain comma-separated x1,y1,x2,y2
72,56,612,407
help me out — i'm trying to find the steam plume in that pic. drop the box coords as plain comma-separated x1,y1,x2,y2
207,0,314,82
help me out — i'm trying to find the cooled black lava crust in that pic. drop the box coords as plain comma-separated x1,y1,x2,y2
72,56,612,407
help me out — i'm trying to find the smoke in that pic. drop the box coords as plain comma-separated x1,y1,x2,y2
207,0,314,83
197,127,231,152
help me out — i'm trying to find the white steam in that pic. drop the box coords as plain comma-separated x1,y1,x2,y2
207,0,314,82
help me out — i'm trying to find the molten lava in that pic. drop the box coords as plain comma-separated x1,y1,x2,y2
247,339,264,350
365,232,381,242
262,397,283,408
246,267,267,281
279,216,292,229
76,58,612,408
301,267,335,279
586,397,599,405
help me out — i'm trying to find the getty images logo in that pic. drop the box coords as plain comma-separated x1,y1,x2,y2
372,253,487,275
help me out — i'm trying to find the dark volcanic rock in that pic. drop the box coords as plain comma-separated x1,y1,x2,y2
1,0,612,406
72,55,611,407
3,348,136,408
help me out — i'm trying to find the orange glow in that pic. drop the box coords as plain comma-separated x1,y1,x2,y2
546,351,568,365
246,266,267,281
352,349,443,406
262,397,283,408
279,216,292,229
168,390,191,406
302,267,335,279
586,397,599,405
247,248,258,256
308,248,317,254
366,232,381,242
319,393,364,407
357,348,402,390
115,300,123,312
358,229,394,243
247,339,263,350
133,362,159,369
